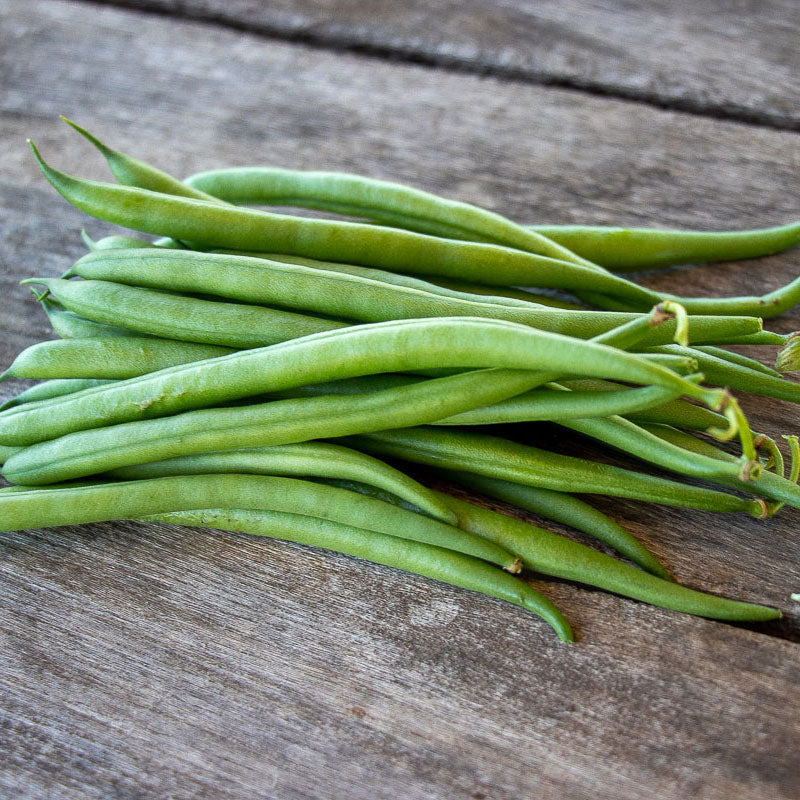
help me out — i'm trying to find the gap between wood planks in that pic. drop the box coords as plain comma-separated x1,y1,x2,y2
70,0,800,133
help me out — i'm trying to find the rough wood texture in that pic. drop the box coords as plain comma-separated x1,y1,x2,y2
91,0,800,130
1,2,799,798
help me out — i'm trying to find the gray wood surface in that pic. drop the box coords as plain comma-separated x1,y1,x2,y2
93,0,800,130
1,2,799,798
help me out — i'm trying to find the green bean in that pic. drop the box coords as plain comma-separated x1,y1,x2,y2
274,373,727,431
224,251,556,310
708,330,789,347
42,299,145,339
584,279,800,318
334,478,779,621
553,378,728,431
0,317,730,447
62,118,220,203
1,366,571,484
557,414,799,507
82,231,160,251
30,143,665,302
438,493,779,622
0,444,20,464
437,471,671,579
25,278,346,349
0,378,111,411
647,344,800,404
185,166,603,267
435,381,693,426
527,222,800,271
346,428,767,516
0,337,235,381
0,474,518,571
65,249,757,345
142,507,573,641
692,346,780,378
421,276,584,309
64,119,592,274
103,442,457,524
638,424,794,516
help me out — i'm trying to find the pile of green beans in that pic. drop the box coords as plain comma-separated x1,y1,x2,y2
2,119,799,643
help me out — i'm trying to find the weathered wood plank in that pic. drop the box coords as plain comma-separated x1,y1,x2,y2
1,2,799,798
89,0,800,130
2,519,799,800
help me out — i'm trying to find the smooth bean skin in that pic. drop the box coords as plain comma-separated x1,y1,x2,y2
347,428,766,515
554,378,728,430
83,233,161,251
104,442,457,524
43,301,146,339
583,280,800,318
312,382,691,426
228,251,554,310
693,346,780,378
142,507,573,641
184,165,599,269
438,493,779,622
648,344,800,404
0,337,235,381
528,222,800,271
63,117,220,203
0,474,516,570
552,408,799,508
29,278,346,349
557,415,800,509
30,144,662,302
0,317,720,447
0,378,111,411
67,249,758,345
0,444,20,464
1,367,558,484
423,275,585,309
439,471,671,579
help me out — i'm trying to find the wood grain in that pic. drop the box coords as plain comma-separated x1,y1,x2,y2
87,0,800,130
1,2,799,798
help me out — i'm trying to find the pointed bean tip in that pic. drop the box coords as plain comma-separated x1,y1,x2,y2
60,116,109,154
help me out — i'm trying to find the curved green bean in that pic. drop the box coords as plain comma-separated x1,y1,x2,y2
438,493,779,622
0,337,235,381
0,474,516,570
104,442,457,524
64,119,592,273
553,378,728,431
42,300,147,340
143,507,573,641
436,381,692,426
527,222,800,271
223,250,558,310
692,346,780,378
438,471,671,579
30,142,663,302
65,249,758,345
1,367,563,484
0,378,111,411
26,277,346,349
346,428,766,516
557,415,800,508
648,344,800,404
0,317,728,447
333,478,779,621
62,118,220,203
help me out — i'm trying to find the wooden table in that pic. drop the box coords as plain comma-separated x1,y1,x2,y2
1,2,798,797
